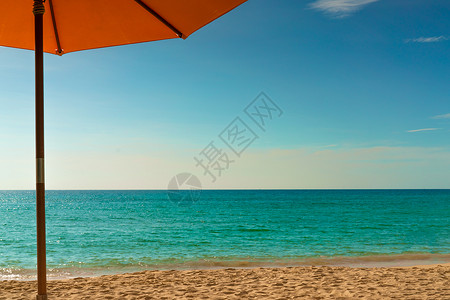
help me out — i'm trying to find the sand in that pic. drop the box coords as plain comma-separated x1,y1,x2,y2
1,264,448,299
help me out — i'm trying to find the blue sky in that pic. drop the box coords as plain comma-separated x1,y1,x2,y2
0,0,449,189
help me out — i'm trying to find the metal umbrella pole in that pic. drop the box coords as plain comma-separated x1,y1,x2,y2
33,0,47,299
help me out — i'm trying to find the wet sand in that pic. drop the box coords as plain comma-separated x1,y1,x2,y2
1,264,448,299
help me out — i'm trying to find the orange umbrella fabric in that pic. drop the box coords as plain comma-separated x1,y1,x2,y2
0,0,246,55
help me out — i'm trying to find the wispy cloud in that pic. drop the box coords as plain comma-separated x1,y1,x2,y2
309,0,379,18
321,144,338,148
407,128,441,133
405,36,449,43
230,146,450,189
432,113,450,119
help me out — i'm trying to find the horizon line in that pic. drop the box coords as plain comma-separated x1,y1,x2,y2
1,188,449,191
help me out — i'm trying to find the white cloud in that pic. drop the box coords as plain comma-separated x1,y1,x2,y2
321,144,338,148
405,36,449,43
432,113,450,119
219,146,450,189
407,128,441,133
309,0,379,18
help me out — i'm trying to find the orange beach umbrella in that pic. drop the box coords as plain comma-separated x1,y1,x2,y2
0,1,247,298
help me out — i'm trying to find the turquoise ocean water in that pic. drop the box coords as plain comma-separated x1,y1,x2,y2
0,189,449,280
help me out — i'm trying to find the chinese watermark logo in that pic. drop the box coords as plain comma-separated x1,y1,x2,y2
167,172,202,204
219,117,258,157
245,92,283,131
167,92,283,203
194,141,235,183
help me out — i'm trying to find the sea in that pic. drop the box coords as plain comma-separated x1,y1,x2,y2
0,189,449,280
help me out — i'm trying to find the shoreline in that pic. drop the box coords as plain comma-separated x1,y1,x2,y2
2,253,450,281
1,264,448,299
396,262,450,268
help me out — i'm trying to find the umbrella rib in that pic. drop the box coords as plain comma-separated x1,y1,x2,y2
134,0,185,39
48,0,63,55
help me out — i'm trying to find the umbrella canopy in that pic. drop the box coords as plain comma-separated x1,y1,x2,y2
0,1,247,299
1,0,246,55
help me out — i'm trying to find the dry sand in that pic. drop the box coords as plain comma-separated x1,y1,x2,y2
1,264,449,299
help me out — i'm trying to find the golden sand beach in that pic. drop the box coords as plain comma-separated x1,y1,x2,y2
1,264,448,299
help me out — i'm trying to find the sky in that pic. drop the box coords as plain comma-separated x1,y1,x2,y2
0,0,449,189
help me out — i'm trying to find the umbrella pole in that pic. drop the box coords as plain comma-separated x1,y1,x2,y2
34,1,47,299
